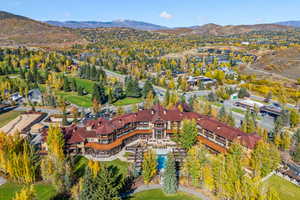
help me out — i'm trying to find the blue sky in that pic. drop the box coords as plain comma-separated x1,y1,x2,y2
1,0,299,27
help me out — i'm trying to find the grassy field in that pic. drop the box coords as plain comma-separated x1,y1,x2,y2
0,111,22,128
74,156,130,177
264,175,300,200
57,91,92,108
129,189,201,200
0,182,56,200
113,97,142,106
72,78,94,93
231,107,246,114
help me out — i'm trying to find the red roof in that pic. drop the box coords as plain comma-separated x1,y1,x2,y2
63,104,261,150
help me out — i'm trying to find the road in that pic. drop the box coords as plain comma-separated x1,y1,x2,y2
250,95,297,109
73,57,276,130
221,100,274,131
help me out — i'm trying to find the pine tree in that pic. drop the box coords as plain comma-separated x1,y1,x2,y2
163,154,178,194
164,89,170,107
94,166,122,200
71,79,77,92
217,106,226,122
293,144,300,162
142,79,155,98
80,167,97,200
63,76,71,92
142,150,157,184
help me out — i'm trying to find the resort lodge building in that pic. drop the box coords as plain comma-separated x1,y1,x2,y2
44,104,261,158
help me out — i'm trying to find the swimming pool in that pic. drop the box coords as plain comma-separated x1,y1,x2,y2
157,154,167,171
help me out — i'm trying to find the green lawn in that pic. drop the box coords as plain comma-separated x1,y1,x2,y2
0,111,22,128
0,182,56,200
73,78,94,93
113,97,142,106
104,159,130,176
264,175,300,200
213,102,223,107
231,107,246,115
129,189,201,200
74,156,130,177
57,91,92,108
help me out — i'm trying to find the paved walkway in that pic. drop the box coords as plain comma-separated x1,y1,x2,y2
132,184,211,200
261,171,275,182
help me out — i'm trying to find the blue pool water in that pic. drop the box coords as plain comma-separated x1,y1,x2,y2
157,154,167,171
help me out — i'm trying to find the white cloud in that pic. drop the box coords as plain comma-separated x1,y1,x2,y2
160,11,173,20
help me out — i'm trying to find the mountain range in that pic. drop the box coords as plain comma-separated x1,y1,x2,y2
45,20,300,31
0,10,299,47
46,20,168,31
275,20,300,28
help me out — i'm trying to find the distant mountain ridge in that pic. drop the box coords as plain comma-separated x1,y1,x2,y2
275,20,300,28
46,20,168,30
155,23,294,36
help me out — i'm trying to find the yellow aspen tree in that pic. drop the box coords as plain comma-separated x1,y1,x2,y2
203,164,214,191
13,185,36,200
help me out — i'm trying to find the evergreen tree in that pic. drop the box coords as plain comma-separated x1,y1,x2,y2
93,166,122,200
163,154,178,194
238,87,250,98
164,89,170,107
217,106,226,122
63,76,71,92
79,168,97,200
142,79,155,98
294,129,300,145
71,79,77,92
125,77,141,98
293,144,300,162
77,86,84,96
92,83,107,104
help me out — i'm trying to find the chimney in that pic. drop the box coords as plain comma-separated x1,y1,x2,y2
163,110,167,115
151,110,154,115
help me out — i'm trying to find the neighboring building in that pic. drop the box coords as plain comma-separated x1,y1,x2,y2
241,41,250,45
42,104,261,158
10,93,22,102
234,99,264,111
187,76,217,87
28,89,42,104
260,104,282,118
0,112,46,135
